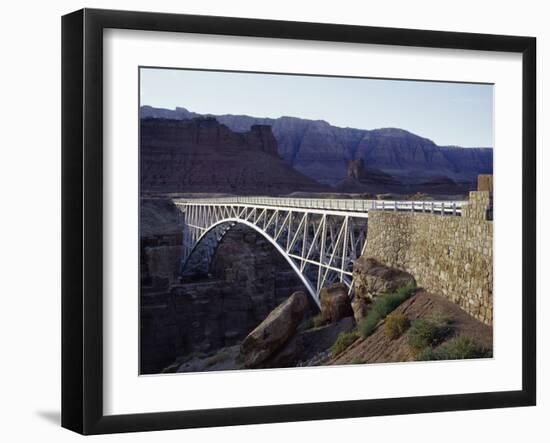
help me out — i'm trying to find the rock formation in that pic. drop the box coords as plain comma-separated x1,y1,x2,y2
351,297,370,323
141,106,493,188
336,159,405,194
169,316,356,372
319,282,353,322
140,198,184,290
140,117,326,194
353,258,416,300
347,159,366,180
140,222,308,374
258,316,355,368
239,291,309,368
349,259,416,323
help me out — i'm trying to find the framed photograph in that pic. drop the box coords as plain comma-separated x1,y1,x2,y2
61,8,536,435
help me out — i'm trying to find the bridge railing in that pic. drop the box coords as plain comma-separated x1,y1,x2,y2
175,196,465,215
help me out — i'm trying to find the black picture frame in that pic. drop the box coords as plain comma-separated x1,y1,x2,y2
61,8,536,435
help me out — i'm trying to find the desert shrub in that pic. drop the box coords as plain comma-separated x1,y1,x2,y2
312,313,328,328
416,336,492,361
358,313,380,338
407,314,452,350
384,313,410,340
395,282,418,299
358,282,416,338
371,282,417,318
331,331,359,358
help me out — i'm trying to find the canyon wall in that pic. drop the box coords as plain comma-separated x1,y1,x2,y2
140,117,326,194
141,106,493,187
140,223,309,374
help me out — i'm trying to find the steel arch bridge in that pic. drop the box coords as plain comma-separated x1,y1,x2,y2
174,197,464,307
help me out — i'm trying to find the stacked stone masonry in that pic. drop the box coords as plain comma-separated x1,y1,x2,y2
462,190,493,221
361,190,493,325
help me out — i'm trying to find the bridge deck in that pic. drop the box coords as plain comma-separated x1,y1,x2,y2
174,196,465,215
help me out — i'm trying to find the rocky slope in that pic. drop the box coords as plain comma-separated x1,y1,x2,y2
167,316,355,373
329,290,493,365
140,117,326,194
168,297,355,373
159,259,492,373
141,106,493,187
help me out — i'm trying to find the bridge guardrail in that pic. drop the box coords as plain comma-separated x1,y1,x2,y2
174,196,465,215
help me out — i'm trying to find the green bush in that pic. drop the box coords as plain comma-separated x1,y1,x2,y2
407,313,452,350
384,313,410,340
358,313,380,338
372,282,417,318
331,331,359,358
358,282,416,338
416,336,492,361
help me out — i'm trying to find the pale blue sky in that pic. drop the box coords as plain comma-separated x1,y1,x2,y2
140,67,493,147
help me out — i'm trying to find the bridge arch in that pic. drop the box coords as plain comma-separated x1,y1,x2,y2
181,218,320,306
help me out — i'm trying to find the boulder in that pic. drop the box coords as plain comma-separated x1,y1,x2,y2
260,316,355,368
319,282,353,322
353,257,415,300
351,296,370,323
240,291,309,368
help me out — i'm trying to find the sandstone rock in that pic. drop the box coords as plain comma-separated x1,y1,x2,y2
140,106,493,190
319,282,353,322
140,198,183,237
240,291,309,368
140,117,326,194
144,245,182,286
351,296,370,323
245,124,279,156
260,316,355,368
348,159,365,180
353,257,415,299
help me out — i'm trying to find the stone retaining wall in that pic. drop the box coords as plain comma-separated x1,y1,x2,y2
360,191,493,325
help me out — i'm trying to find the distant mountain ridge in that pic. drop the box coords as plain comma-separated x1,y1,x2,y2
140,106,493,187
